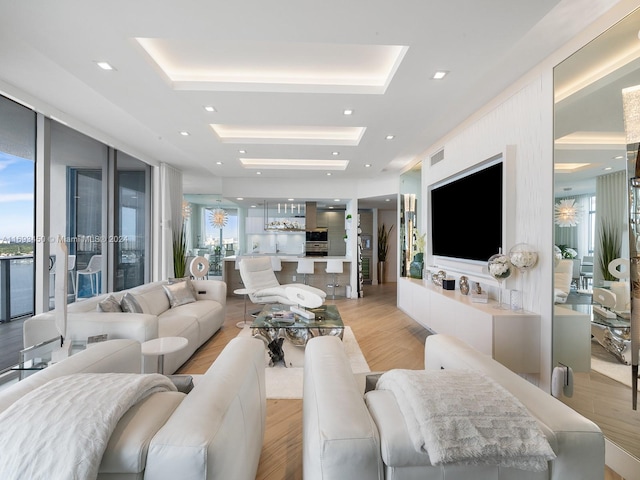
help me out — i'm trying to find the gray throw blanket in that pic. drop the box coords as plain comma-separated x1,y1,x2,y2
376,369,556,472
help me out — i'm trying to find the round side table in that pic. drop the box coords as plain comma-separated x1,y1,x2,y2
141,336,188,374
234,288,253,328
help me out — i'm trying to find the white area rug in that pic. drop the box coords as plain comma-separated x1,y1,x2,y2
590,340,638,390
236,326,370,399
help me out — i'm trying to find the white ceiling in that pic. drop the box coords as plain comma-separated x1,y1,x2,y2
0,0,623,208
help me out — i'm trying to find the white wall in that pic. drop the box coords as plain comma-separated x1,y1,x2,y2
409,0,640,391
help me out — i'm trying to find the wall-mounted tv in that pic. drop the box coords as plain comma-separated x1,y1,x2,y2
430,159,503,263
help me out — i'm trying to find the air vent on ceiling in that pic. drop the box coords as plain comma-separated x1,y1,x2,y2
430,148,445,166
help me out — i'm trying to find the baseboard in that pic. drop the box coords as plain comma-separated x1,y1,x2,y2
606,438,640,479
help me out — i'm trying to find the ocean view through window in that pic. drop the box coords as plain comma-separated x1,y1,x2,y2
0,96,36,323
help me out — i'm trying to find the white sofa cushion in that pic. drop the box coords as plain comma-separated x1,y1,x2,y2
366,389,432,468
145,338,266,480
132,288,170,316
99,391,185,476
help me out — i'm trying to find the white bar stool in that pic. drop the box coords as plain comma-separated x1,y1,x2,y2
325,259,343,299
297,258,315,285
271,256,282,272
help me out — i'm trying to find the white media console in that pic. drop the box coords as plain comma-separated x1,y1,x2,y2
398,277,540,373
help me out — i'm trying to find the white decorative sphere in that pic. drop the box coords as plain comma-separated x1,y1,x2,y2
508,243,538,271
487,253,512,280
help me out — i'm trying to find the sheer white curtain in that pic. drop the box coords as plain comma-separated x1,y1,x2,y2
157,163,183,281
595,171,628,285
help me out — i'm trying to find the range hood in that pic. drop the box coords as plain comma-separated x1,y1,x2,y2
305,201,317,230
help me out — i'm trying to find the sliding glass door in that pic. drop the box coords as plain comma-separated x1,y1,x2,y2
115,153,149,291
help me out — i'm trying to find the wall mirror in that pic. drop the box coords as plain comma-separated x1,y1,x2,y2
399,162,422,278
553,7,640,464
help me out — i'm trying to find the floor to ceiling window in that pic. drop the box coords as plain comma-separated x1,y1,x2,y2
51,122,107,303
0,96,36,322
0,96,35,374
115,153,150,291
0,93,153,375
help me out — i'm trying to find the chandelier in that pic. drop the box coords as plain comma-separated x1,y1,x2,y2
554,198,581,227
210,208,228,228
182,200,192,219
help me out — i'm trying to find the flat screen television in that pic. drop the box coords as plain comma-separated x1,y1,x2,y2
430,159,503,263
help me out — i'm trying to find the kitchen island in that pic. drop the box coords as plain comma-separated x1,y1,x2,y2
223,255,353,298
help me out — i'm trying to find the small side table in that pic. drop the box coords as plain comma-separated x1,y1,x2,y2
234,288,253,328
141,337,188,374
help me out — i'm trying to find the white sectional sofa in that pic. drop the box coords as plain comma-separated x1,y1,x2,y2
23,279,226,374
0,338,266,480
303,334,604,480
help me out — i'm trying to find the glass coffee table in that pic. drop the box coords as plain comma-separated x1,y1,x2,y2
591,307,631,365
251,304,344,366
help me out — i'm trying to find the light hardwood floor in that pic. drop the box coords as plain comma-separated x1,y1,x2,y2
178,282,624,480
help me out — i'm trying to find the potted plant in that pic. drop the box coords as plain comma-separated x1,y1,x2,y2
409,230,426,278
173,222,187,278
377,223,394,283
598,222,621,283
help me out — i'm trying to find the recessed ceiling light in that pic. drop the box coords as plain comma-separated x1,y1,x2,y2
96,61,114,70
343,109,353,115
334,199,340,202
136,38,408,95
204,106,216,112
604,167,613,171
327,172,332,176
251,205,257,208
211,124,366,145
288,198,294,201
332,151,339,156
432,71,448,80
554,163,590,172
237,197,244,200
385,198,391,202
614,155,624,159
256,171,262,175
240,158,349,170
180,131,190,136
365,163,371,168
385,135,395,140
239,149,246,154
216,161,223,165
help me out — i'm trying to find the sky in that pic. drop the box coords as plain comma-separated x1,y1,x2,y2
0,151,34,240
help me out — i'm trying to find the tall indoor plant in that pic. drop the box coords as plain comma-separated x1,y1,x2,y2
173,221,187,278
377,223,394,284
598,222,621,283
409,230,426,279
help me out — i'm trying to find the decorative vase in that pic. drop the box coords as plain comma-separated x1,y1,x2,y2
487,253,512,309
409,253,424,279
459,276,470,295
378,261,386,284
